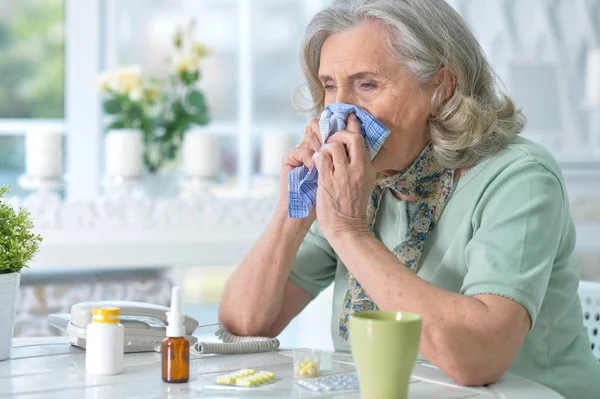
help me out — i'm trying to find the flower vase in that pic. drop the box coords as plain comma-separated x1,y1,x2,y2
0,272,20,361
144,169,182,198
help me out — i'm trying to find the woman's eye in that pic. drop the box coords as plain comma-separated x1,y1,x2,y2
324,84,336,90
360,82,376,89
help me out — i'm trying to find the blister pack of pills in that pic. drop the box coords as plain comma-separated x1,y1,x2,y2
294,372,360,392
215,369,277,387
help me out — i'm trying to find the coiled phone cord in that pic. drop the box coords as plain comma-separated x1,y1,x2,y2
192,324,280,355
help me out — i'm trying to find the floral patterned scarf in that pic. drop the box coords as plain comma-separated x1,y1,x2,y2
339,143,454,341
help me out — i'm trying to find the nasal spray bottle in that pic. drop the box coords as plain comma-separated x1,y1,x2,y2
162,287,190,383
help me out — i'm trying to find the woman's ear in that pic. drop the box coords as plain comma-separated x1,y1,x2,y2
433,66,457,100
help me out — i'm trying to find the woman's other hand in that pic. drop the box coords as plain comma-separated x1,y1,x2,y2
313,113,375,241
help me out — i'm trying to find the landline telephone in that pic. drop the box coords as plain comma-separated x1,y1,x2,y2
47,301,279,355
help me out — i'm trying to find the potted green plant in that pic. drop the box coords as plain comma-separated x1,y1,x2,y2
97,65,162,179
146,20,211,174
97,21,211,180
0,184,42,360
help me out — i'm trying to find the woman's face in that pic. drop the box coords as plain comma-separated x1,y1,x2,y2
319,19,435,173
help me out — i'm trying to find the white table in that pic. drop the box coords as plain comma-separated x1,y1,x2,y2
0,337,563,398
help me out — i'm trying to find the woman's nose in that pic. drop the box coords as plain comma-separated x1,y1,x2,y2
335,86,354,105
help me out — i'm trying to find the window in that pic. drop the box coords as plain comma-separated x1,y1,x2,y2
102,0,322,192
0,0,326,198
0,136,25,196
3,0,595,199
0,0,64,118
0,0,65,197
449,0,600,166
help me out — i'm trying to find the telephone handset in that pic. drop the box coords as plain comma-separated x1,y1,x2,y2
70,301,199,333
48,301,199,353
48,300,279,355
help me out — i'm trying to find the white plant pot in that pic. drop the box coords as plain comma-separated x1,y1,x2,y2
0,272,20,361
260,131,296,177
105,129,144,178
182,130,220,178
25,131,63,178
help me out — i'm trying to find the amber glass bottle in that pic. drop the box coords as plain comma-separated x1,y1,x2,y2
161,336,189,383
162,287,190,383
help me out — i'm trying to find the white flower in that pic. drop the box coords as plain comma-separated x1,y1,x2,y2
129,87,143,102
173,54,199,74
102,65,144,95
123,65,142,76
192,42,210,58
97,73,110,92
107,71,121,92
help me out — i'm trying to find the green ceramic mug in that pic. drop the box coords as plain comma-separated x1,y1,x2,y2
349,311,422,399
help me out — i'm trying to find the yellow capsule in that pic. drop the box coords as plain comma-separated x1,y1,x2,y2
216,375,235,385
259,371,275,379
236,378,254,387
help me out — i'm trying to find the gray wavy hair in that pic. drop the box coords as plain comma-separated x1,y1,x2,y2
299,0,526,169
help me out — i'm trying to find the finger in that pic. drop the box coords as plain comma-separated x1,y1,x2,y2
308,119,323,147
305,130,322,153
313,150,333,179
299,119,323,152
305,118,320,135
321,142,348,171
346,112,362,134
295,133,319,152
304,119,321,140
326,131,368,165
284,148,315,170
303,119,314,136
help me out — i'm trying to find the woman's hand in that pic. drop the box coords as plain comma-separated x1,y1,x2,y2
278,119,322,218
313,113,375,241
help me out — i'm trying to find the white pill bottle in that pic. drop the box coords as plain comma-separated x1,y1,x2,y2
85,307,125,375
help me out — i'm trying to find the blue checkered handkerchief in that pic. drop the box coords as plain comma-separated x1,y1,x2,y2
287,102,391,218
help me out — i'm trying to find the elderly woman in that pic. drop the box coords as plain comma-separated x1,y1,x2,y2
219,0,600,397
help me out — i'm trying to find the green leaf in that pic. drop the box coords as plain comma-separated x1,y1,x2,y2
190,113,210,126
0,184,43,274
126,104,143,120
106,119,125,131
188,90,205,110
191,69,200,83
103,99,122,114
171,101,186,118
0,184,8,197
180,70,199,85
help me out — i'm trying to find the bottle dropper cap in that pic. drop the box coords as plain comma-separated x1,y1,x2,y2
166,286,185,337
